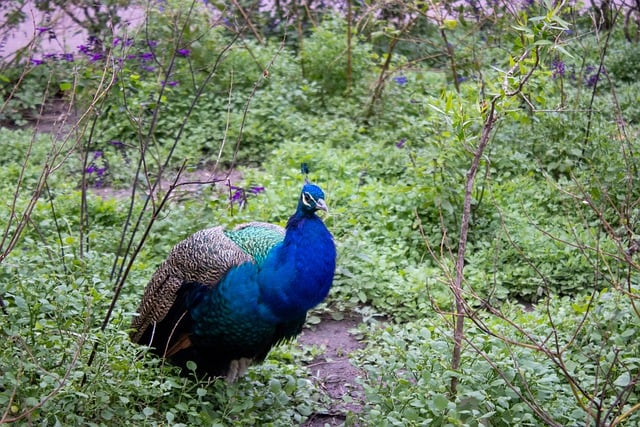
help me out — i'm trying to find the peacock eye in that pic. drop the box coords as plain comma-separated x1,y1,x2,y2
302,192,312,206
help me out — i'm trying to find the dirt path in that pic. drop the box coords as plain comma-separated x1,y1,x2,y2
298,314,365,426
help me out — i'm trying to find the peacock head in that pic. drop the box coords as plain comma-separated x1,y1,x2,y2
298,184,328,215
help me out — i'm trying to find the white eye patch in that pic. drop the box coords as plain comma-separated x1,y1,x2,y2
302,192,315,207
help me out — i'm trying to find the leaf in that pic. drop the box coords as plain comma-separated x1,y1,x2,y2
621,328,636,338
330,311,344,321
432,393,449,411
553,44,575,58
59,82,72,91
614,372,631,388
307,315,321,324
442,19,457,30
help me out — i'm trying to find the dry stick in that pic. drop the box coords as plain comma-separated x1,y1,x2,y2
297,7,305,78
612,398,640,426
0,45,115,264
102,161,188,331
484,199,598,413
450,47,539,395
44,182,68,275
0,20,41,258
503,191,598,354
598,36,640,315
94,26,241,357
603,354,640,425
88,28,244,374
229,0,264,44
346,0,352,96
449,98,497,395
364,16,416,118
0,11,38,115
581,6,616,153
418,274,564,427
440,27,460,93
109,0,199,283
226,36,284,175
78,42,120,258
79,106,104,258
211,71,234,180
0,123,37,260
106,4,160,281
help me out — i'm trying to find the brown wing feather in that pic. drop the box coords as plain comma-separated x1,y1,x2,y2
130,226,254,343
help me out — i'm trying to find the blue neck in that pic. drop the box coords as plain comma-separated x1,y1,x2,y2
257,209,336,321
190,209,336,335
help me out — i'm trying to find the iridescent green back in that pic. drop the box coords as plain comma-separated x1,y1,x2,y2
225,222,285,265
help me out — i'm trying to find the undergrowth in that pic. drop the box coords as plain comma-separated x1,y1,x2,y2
1,1,639,425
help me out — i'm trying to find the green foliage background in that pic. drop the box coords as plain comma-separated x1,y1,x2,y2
0,0,639,425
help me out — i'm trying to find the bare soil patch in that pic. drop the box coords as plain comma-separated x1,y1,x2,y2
299,314,365,426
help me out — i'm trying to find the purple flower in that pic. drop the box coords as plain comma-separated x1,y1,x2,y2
96,167,107,177
176,48,190,57
93,151,103,159
551,57,565,79
228,184,264,206
584,65,602,87
147,40,158,48
61,53,74,62
109,140,125,148
90,53,103,62
113,37,135,49
140,52,154,61
78,44,91,54
393,75,407,86
36,27,50,34
30,58,44,66
249,185,265,194
586,72,599,87
161,80,179,87
229,186,246,207
395,138,407,149
141,65,155,72
86,165,96,174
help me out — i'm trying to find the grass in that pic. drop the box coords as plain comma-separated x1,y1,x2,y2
1,1,640,425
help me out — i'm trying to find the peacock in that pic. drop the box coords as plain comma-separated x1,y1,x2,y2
129,182,336,382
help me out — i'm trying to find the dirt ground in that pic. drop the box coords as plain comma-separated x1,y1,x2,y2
298,314,365,426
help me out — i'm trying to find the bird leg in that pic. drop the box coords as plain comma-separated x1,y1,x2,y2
226,357,253,383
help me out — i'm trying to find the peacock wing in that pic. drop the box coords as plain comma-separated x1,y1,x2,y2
130,223,285,343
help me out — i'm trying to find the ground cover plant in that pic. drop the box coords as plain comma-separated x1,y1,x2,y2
0,0,639,425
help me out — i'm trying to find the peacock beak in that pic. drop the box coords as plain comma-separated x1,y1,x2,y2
316,198,329,213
